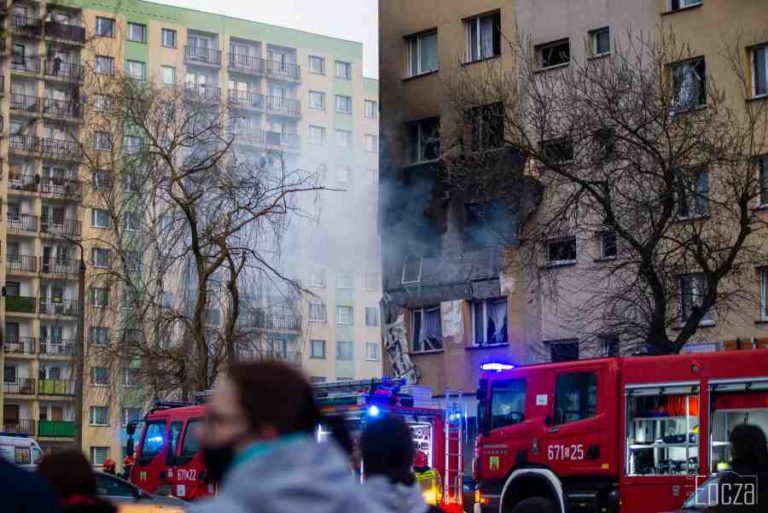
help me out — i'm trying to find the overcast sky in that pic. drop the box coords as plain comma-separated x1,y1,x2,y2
154,0,379,78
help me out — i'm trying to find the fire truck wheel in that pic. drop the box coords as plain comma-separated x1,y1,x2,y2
508,496,558,513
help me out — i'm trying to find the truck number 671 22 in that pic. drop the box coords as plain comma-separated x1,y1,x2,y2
547,444,585,461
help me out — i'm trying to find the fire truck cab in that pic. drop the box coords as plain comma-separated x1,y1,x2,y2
474,350,768,513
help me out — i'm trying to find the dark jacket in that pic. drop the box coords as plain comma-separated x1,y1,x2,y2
61,497,117,513
712,466,768,513
0,459,63,513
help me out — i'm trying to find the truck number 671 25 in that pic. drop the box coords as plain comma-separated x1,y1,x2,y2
547,444,584,461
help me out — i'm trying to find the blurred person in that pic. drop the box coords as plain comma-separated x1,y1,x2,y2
122,455,134,480
37,450,116,513
412,450,442,507
102,459,116,476
361,415,442,513
0,457,62,513
712,424,768,513
190,360,388,513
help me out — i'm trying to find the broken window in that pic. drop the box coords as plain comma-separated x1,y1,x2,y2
541,136,574,164
537,39,570,69
471,297,508,346
408,117,440,164
401,256,423,284
411,306,443,352
467,102,504,152
546,236,577,264
465,11,501,63
671,58,706,112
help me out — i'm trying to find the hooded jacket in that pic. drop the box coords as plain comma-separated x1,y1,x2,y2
190,437,389,513
363,476,430,513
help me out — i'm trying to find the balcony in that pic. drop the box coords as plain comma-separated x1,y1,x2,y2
45,21,86,45
2,419,36,436
43,60,84,82
38,420,75,438
39,299,78,317
40,340,75,357
7,254,37,273
10,93,41,115
43,97,83,119
40,258,79,275
40,177,81,199
10,15,42,37
38,379,75,396
40,137,82,161
184,83,222,103
4,337,37,355
11,56,42,75
184,46,222,67
9,134,40,154
253,349,302,365
235,129,301,151
228,54,265,76
265,60,301,83
8,215,39,234
249,311,302,331
266,96,301,118
9,172,38,192
228,89,265,111
41,217,81,237
5,295,37,314
3,378,36,395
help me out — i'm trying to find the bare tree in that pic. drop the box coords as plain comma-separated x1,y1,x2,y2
444,31,768,355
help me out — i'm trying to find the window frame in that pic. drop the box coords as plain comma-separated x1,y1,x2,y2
336,340,354,361
336,305,354,325
751,44,768,99
546,236,577,266
464,11,501,64
126,22,147,43
91,208,111,228
679,272,715,325
335,60,352,80
335,94,352,114
364,100,377,118
406,30,438,78
471,297,509,346
410,305,443,353
90,288,110,308
548,339,580,362
675,167,710,219
309,55,326,75
335,129,352,149
590,27,611,57
365,306,380,327
90,366,110,386
536,38,571,70
91,247,111,268
670,57,707,112
308,90,326,110
310,339,326,359
599,230,618,259
161,65,176,86
668,0,703,12
365,342,380,361
94,17,115,38
408,116,441,164
94,55,114,75
126,59,146,81
161,28,177,48
309,125,326,145
365,134,377,153
89,406,110,426
308,301,327,323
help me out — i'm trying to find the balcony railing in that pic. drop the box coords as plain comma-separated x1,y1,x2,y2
5,296,37,314
4,378,36,394
266,96,301,117
10,56,42,74
2,419,35,436
4,337,37,355
235,129,301,150
250,312,302,331
41,218,81,237
40,137,82,160
45,21,86,44
8,214,39,233
10,93,41,114
253,349,302,365
7,254,37,272
40,340,75,356
184,45,222,66
9,134,39,153
10,15,42,36
228,89,265,110
40,177,81,198
39,299,78,317
9,172,38,192
44,97,83,119
265,60,301,82
43,60,84,82
38,379,75,396
38,420,75,438
184,83,222,102
41,258,79,275
228,53,264,76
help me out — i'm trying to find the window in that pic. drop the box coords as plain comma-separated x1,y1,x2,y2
406,31,438,77
309,125,326,145
365,134,377,153
554,372,597,424
671,58,706,111
759,156,768,206
95,17,115,38
408,117,440,163
161,65,176,85
126,22,146,43
123,211,140,231
546,236,577,265
752,45,768,98
676,168,710,218
335,60,352,80
537,39,571,69
92,248,111,268
90,288,109,308
411,306,443,352
364,100,377,118
337,166,351,183
467,103,504,151
124,173,140,193
365,307,379,327
472,297,508,346
364,272,379,290
309,55,325,75
491,379,526,429
599,334,620,357
309,91,325,110
90,326,110,345
93,131,112,151
122,407,142,426
91,367,109,386
336,271,353,289
335,129,352,148
90,406,109,426
90,447,110,466
127,60,146,80
310,339,326,359
590,27,610,57
760,268,768,321
91,208,111,228
669,0,702,12
92,170,111,191
465,11,501,63
366,342,380,361
594,127,616,161
161,28,177,48
336,340,354,361
123,368,139,387
94,55,114,75
680,273,714,324
180,419,202,460
308,302,327,322
599,230,618,259
310,268,326,287
337,306,353,325
335,95,352,114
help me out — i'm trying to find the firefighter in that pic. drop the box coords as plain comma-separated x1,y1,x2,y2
412,451,441,507
122,456,134,480
102,459,116,476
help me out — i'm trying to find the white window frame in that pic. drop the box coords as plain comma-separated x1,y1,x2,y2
410,306,443,353
537,39,571,70
94,55,114,75
89,406,109,426
90,326,110,345
752,44,768,99
406,31,438,77
308,90,325,110
90,446,110,466
90,366,109,386
95,17,114,38
161,65,176,85
335,95,352,114
161,28,177,48
122,368,139,387
364,100,377,118
308,302,327,323
309,125,326,145
310,339,326,359
668,0,703,12
122,407,142,426
335,60,351,80
127,59,146,80
409,117,440,164
336,305,354,325
365,307,380,327
337,166,351,183
309,55,326,75
471,297,509,346
126,22,147,43
90,288,109,308
336,340,354,361
91,208,111,228
366,342,380,361
590,27,611,57
93,131,112,151
335,129,352,149
123,211,140,231
465,12,500,63
92,248,111,268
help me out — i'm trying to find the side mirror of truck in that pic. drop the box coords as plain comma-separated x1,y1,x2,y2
544,415,555,427
126,421,137,436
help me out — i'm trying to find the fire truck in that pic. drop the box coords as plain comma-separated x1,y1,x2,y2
472,349,768,513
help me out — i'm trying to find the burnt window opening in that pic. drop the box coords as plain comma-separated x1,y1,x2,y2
411,306,443,352
467,102,504,152
546,236,577,265
599,334,619,357
471,297,508,346
464,200,511,249
548,339,579,362
540,136,574,165
401,256,423,284
537,39,571,69
408,117,441,164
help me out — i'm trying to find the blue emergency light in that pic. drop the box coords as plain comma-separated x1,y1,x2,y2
366,405,381,417
481,362,516,372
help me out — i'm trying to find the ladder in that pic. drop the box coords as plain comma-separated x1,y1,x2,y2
443,388,464,509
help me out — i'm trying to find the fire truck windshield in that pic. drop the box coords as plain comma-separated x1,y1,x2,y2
139,420,166,463
179,419,202,461
490,379,526,429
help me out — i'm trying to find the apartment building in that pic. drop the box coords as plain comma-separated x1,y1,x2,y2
379,0,768,427
0,0,380,465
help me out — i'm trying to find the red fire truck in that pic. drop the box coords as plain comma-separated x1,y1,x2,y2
473,349,768,513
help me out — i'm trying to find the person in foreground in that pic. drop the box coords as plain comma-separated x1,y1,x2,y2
0,457,62,513
712,424,768,513
37,450,116,513
361,414,442,513
191,360,388,513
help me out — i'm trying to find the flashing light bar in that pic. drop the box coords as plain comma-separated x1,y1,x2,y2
366,405,381,418
481,362,516,372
